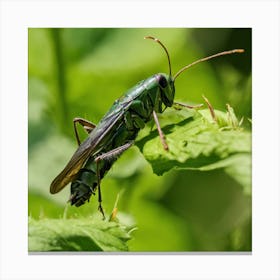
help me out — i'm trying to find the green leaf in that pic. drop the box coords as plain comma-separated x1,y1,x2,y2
136,106,251,194
28,217,133,252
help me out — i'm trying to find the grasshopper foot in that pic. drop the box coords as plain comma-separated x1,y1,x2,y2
98,203,105,220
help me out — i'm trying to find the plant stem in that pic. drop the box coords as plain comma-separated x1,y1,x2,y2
50,28,68,132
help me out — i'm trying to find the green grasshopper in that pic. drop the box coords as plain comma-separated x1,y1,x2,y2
50,36,244,218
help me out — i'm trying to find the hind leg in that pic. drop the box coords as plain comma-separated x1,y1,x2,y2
94,142,134,219
73,117,96,145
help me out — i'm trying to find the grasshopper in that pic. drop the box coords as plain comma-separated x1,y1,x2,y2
50,36,244,218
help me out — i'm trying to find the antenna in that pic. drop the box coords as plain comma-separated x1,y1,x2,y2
173,49,244,81
144,36,172,76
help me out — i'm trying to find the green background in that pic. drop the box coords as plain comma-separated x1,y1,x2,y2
28,28,252,251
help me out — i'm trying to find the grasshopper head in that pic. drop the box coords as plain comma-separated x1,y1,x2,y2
156,73,175,107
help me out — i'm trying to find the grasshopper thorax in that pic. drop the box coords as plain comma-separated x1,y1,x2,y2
155,73,175,107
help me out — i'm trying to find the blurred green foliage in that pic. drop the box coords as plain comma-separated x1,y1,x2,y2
28,28,252,251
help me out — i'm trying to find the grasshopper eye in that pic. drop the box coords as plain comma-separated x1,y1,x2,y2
158,75,168,88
